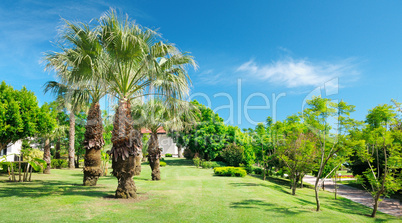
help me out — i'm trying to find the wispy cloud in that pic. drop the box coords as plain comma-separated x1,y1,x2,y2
236,57,360,88
197,69,227,85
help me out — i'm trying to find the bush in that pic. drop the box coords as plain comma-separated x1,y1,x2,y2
165,153,172,157
51,159,68,169
243,165,254,174
201,161,213,169
211,161,227,168
253,167,263,175
183,148,195,160
214,167,247,177
160,161,167,167
275,169,285,177
220,144,244,167
193,157,202,168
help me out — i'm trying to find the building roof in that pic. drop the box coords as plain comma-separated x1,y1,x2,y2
140,127,166,134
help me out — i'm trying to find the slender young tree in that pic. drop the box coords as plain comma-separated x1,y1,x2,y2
302,97,355,211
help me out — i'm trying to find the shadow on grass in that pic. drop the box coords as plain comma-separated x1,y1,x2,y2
163,158,193,166
0,180,112,198
230,199,308,215
229,182,291,195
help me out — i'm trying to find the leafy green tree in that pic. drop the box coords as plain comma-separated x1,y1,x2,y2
302,97,355,211
352,104,402,217
0,81,40,153
276,120,318,195
37,102,58,174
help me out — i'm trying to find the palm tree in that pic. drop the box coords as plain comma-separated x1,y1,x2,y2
132,99,198,180
99,10,195,198
44,20,108,186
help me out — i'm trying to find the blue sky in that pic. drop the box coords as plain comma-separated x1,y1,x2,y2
1,0,401,129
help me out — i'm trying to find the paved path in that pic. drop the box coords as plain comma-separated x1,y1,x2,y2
303,175,402,217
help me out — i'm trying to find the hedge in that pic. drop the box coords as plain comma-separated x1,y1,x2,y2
214,167,247,177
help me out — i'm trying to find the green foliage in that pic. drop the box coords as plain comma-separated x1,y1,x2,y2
165,153,172,157
201,161,214,169
220,144,244,167
214,167,247,177
51,159,68,169
183,148,194,160
253,167,263,175
193,157,202,168
0,82,42,151
160,161,167,167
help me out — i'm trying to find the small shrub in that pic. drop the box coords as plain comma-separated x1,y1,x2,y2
51,159,68,169
220,144,244,167
244,166,254,174
183,148,195,160
165,153,172,157
201,161,213,169
253,167,263,175
275,169,284,177
160,158,165,161
193,157,202,168
214,167,247,177
211,161,227,168
160,161,167,167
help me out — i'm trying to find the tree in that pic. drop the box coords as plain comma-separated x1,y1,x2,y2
0,81,40,153
352,104,402,217
100,10,195,198
37,102,58,174
276,120,318,195
302,97,355,211
44,18,107,185
132,99,196,180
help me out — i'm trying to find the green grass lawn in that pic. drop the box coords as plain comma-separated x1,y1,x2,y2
0,158,399,222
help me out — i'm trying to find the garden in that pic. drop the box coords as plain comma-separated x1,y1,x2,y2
0,7,401,222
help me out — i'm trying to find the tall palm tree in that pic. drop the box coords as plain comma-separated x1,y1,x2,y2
99,10,195,198
132,99,198,180
44,20,108,186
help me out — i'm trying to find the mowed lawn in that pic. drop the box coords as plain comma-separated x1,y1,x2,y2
0,158,399,222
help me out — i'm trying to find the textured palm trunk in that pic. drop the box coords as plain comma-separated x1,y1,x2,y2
148,132,161,181
55,139,61,159
133,129,143,176
43,138,51,174
68,112,76,169
178,145,183,158
83,102,104,186
110,99,140,198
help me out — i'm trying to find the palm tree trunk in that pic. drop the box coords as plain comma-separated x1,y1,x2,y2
43,138,51,174
178,145,183,158
68,112,76,169
110,99,139,198
83,102,104,186
55,139,61,159
148,132,161,181
134,129,143,176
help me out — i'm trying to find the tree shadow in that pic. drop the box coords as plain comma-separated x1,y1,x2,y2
230,199,308,215
163,158,193,166
0,180,112,198
229,182,291,195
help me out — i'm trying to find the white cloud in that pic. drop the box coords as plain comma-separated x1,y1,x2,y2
236,57,359,88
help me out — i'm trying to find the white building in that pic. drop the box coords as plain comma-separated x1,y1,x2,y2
141,127,180,157
0,140,22,161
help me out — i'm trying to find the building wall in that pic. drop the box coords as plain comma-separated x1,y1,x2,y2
158,134,178,156
0,140,22,161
